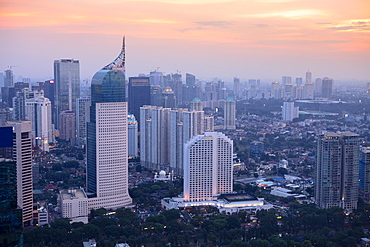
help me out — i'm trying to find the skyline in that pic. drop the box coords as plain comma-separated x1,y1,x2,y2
1,0,370,82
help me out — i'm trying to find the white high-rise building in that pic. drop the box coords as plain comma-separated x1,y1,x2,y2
282,102,299,121
141,105,211,174
184,132,233,202
302,83,314,99
25,96,54,151
128,114,138,158
6,121,33,227
224,97,236,130
86,38,132,210
306,70,312,83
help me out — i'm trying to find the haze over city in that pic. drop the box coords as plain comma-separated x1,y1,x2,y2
1,0,369,82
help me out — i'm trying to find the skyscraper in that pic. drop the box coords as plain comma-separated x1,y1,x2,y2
315,132,360,211
6,121,33,226
224,97,236,130
54,59,80,128
76,96,91,146
86,38,132,210
184,132,233,202
127,114,138,158
59,110,76,142
322,77,333,99
282,101,299,121
306,70,312,83
359,144,370,201
128,77,150,122
25,96,54,151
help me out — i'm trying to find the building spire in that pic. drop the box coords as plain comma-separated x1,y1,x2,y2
102,36,126,71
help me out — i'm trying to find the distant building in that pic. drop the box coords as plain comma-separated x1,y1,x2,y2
128,114,138,158
321,77,333,99
271,81,280,99
59,110,76,141
128,77,150,122
76,96,91,146
58,188,88,224
224,97,236,130
54,59,80,129
360,144,370,201
190,98,203,111
282,102,299,121
162,87,176,108
302,83,314,99
306,70,312,83
184,132,233,202
315,132,360,211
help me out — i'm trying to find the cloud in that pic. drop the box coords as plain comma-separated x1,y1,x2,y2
321,19,370,32
241,9,323,19
255,24,268,28
194,21,232,27
135,19,180,24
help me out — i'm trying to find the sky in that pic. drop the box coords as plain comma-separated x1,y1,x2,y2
1,0,370,83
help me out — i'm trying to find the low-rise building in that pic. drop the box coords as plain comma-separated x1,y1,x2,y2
58,188,88,224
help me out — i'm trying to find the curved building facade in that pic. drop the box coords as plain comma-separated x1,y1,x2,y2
87,38,132,210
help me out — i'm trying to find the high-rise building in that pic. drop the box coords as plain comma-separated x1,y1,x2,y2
282,101,299,121
322,77,333,99
4,69,13,87
359,144,370,201
295,77,303,88
0,127,23,246
186,73,196,86
162,87,176,108
302,83,314,99
306,70,312,83
54,59,80,128
6,121,33,226
184,132,233,202
128,77,150,122
59,110,76,142
315,133,360,211
128,114,138,158
224,97,236,130
282,76,292,86
76,96,91,146
190,98,203,111
233,77,240,98
25,96,54,151
86,38,132,210
150,85,163,106
149,71,163,86
271,81,280,99
314,78,322,97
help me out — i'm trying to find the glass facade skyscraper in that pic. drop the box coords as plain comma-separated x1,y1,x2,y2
87,38,132,209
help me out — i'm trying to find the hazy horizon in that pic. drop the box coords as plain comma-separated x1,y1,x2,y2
1,0,369,83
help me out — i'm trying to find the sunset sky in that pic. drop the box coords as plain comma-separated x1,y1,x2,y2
1,0,369,83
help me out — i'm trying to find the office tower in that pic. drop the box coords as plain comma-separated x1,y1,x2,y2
128,114,138,158
186,73,196,86
128,77,150,121
54,59,80,128
86,38,132,210
190,98,203,111
306,70,312,83
322,77,333,99
162,87,176,108
149,71,163,86
315,133,360,211
59,110,76,141
170,73,183,105
0,127,23,246
4,69,13,87
76,96,91,146
250,141,264,156
58,188,88,224
282,101,299,121
184,132,233,202
6,121,33,227
295,77,303,88
314,78,322,97
359,144,370,201
25,96,54,151
233,77,240,98
224,97,236,130
150,85,162,106
282,76,292,86
303,83,314,99
283,84,296,99
271,81,280,99
13,88,44,121
0,109,11,127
